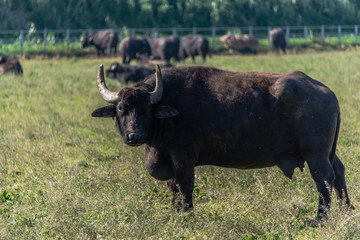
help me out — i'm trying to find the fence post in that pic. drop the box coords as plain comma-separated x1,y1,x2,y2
192,27,197,35
231,27,235,36
121,27,126,39
355,25,358,46
338,25,342,45
66,29,70,52
268,27,271,48
249,26,253,35
211,26,216,50
152,28,156,38
43,29,47,54
304,26,308,42
172,27,177,36
321,25,325,42
131,28,135,38
286,26,290,46
20,30,24,57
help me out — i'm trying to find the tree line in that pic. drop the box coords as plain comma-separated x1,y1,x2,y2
1,0,360,30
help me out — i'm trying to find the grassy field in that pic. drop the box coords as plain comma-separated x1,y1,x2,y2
1,35,359,58
0,51,359,239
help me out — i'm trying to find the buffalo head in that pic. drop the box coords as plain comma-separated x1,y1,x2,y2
80,36,94,49
105,62,128,79
92,64,178,146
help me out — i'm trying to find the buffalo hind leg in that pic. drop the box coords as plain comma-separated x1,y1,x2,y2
333,155,354,210
306,154,335,220
275,47,279,55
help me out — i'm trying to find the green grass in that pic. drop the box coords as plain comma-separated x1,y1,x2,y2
1,35,359,58
0,52,360,239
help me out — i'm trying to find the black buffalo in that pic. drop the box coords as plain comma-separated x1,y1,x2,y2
92,65,352,219
81,30,119,57
0,56,23,75
148,36,180,63
119,37,152,64
178,35,209,63
106,62,154,84
269,28,287,54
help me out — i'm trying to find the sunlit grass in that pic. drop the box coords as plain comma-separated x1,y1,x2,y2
0,52,359,239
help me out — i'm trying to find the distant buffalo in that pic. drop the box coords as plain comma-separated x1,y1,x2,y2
148,36,180,63
178,35,209,63
269,28,287,54
220,34,258,54
81,30,119,57
119,37,152,64
0,56,23,75
136,54,173,68
106,62,154,84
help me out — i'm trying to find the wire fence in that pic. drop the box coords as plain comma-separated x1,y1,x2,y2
0,25,359,56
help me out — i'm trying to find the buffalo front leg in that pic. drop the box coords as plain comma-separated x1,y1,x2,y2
170,150,195,211
95,46,101,57
333,155,354,210
122,54,129,64
167,178,180,211
113,46,117,57
306,154,335,220
191,54,196,64
175,167,194,211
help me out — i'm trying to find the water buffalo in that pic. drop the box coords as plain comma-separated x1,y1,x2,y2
92,64,352,219
81,30,119,57
136,54,173,68
0,56,23,75
119,37,152,64
178,35,209,63
269,28,287,54
106,62,154,84
220,34,258,54
148,36,180,63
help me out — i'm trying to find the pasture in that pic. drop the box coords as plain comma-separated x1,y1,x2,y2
0,51,359,239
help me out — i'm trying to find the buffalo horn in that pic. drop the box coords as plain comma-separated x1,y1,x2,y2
97,64,120,104
149,65,163,104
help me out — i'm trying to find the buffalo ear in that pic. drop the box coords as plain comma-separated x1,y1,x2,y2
152,105,179,119
91,105,116,118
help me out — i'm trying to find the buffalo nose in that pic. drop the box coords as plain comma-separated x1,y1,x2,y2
127,133,142,144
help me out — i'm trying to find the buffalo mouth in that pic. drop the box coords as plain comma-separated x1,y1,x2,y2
127,143,143,147
106,70,116,79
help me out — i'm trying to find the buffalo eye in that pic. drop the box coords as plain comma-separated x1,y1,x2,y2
117,104,126,114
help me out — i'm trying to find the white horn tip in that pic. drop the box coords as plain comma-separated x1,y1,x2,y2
156,64,161,73
98,64,104,79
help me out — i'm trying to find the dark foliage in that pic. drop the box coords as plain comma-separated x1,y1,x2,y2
0,0,358,30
